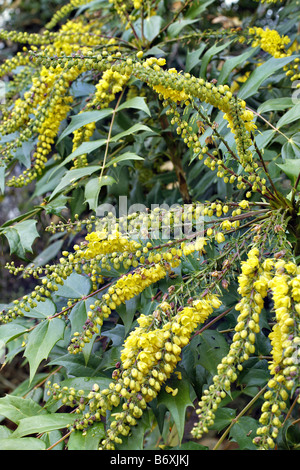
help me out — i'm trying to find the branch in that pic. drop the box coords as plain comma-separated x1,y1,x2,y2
213,385,268,450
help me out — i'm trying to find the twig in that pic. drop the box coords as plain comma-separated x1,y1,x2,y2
213,385,268,450
192,306,234,338
99,89,125,180
23,366,63,398
155,0,194,39
251,132,282,201
46,429,73,450
247,107,289,141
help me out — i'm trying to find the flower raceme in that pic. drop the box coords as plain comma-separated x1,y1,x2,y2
71,67,130,168
192,248,271,439
247,25,300,87
64,294,222,449
83,230,142,259
68,262,168,353
191,252,300,449
37,232,300,450
68,229,209,353
254,261,300,449
141,63,256,169
0,22,260,192
249,27,291,58
45,0,93,30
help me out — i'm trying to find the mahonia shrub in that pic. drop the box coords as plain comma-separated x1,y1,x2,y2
0,0,299,451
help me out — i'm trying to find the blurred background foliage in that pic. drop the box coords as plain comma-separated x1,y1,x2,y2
0,0,66,32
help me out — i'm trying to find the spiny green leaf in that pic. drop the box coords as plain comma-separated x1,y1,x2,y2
28,239,64,268
109,123,154,143
200,40,233,79
0,437,46,450
282,138,300,161
192,329,229,375
55,272,92,299
168,18,198,38
2,219,39,259
67,422,105,450
0,322,28,345
276,159,300,187
229,416,259,450
257,97,294,114
12,413,80,438
115,410,152,450
106,152,144,168
217,46,257,85
69,297,97,365
0,164,6,194
24,318,66,383
57,108,113,143
117,96,151,116
157,373,194,443
117,296,139,335
43,194,69,215
84,174,116,211
238,55,296,100
49,165,101,200
49,139,107,178
142,15,162,41
20,298,56,319
185,43,206,73
276,102,300,129
0,395,46,424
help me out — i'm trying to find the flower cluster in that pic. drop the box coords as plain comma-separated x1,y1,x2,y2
143,64,256,168
71,66,130,168
191,247,272,439
190,250,300,449
57,293,222,449
247,25,299,88
68,262,168,353
249,27,291,58
132,60,262,198
255,0,283,4
45,0,92,30
254,260,300,449
0,18,99,185
0,15,266,196
83,230,142,259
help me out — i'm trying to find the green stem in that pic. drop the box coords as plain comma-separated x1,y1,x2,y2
213,385,268,450
154,0,194,41
248,107,290,142
99,89,125,180
251,133,282,202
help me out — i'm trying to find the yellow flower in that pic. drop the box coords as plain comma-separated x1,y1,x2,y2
221,220,232,231
250,27,291,58
83,230,141,259
269,323,283,366
239,200,250,210
165,386,178,396
215,232,225,244
152,68,190,103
